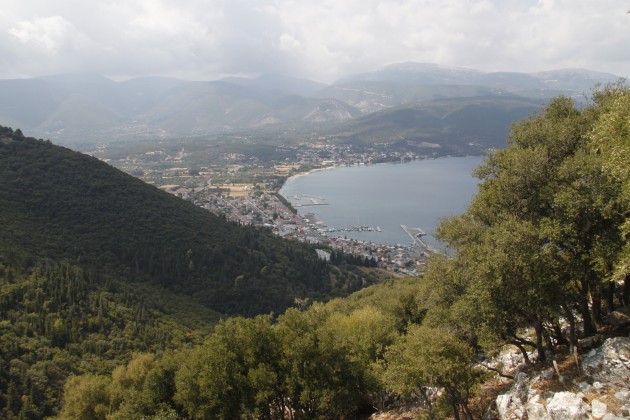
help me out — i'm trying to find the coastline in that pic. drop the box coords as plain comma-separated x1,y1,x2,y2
276,155,483,249
279,165,339,193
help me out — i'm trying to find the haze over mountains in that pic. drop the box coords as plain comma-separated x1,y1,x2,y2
0,62,621,147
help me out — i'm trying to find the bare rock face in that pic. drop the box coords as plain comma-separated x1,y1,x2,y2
582,337,630,387
496,372,530,419
546,392,589,419
494,337,630,420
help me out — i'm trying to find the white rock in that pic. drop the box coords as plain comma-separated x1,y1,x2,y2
602,414,625,420
513,408,527,419
526,395,548,419
513,372,530,403
496,394,512,420
614,390,630,403
546,392,589,420
582,337,630,387
591,399,608,419
577,382,593,393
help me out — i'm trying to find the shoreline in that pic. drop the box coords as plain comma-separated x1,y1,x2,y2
279,153,484,193
276,155,483,249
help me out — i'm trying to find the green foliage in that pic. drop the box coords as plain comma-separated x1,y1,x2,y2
62,289,428,419
0,262,216,418
0,128,333,316
57,374,110,420
589,84,630,279
383,325,481,419
427,86,629,361
174,316,283,419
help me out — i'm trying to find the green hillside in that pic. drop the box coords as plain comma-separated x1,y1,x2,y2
0,127,334,316
326,96,542,153
0,127,383,418
50,86,629,420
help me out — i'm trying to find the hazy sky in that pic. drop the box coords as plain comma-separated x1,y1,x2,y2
1,0,629,82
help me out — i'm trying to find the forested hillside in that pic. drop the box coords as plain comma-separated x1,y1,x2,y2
46,85,630,419
0,127,337,316
0,127,376,418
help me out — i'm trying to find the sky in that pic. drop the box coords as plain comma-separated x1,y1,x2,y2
1,0,629,83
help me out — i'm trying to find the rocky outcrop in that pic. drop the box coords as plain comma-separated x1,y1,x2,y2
546,392,590,419
493,337,630,420
582,337,630,388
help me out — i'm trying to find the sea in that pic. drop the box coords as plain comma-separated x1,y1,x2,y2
279,155,484,250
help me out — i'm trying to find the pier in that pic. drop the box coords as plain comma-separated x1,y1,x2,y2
292,195,329,207
400,225,429,249
323,225,382,233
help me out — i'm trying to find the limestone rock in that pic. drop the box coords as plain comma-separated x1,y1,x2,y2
546,392,589,420
582,337,630,387
614,389,630,404
495,372,531,419
591,399,608,419
512,372,530,403
496,394,512,420
526,395,547,419
601,414,626,420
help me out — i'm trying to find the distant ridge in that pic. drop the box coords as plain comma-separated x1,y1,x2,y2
0,63,621,145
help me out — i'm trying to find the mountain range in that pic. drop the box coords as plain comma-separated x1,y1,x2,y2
0,62,621,147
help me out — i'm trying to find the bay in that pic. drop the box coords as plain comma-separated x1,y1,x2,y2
279,155,484,249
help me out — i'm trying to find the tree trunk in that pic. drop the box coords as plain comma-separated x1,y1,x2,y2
543,325,554,351
508,340,531,364
552,321,569,346
592,282,603,326
451,400,460,420
580,274,595,337
623,274,630,306
604,281,616,313
562,305,577,349
534,321,546,362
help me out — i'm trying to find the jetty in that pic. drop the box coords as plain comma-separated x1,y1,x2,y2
292,195,329,207
324,225,382,233
400,225,429,249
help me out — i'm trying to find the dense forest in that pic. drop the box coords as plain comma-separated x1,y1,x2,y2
1,84,629,419
0,127,382,418
0,127,369,316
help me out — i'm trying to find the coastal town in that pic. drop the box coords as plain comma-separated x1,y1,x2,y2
192,189,431,274
94,140,441,274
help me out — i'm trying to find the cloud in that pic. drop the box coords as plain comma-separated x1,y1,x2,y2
0,0,628,81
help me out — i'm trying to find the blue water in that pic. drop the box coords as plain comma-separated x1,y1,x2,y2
280,156,484,248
